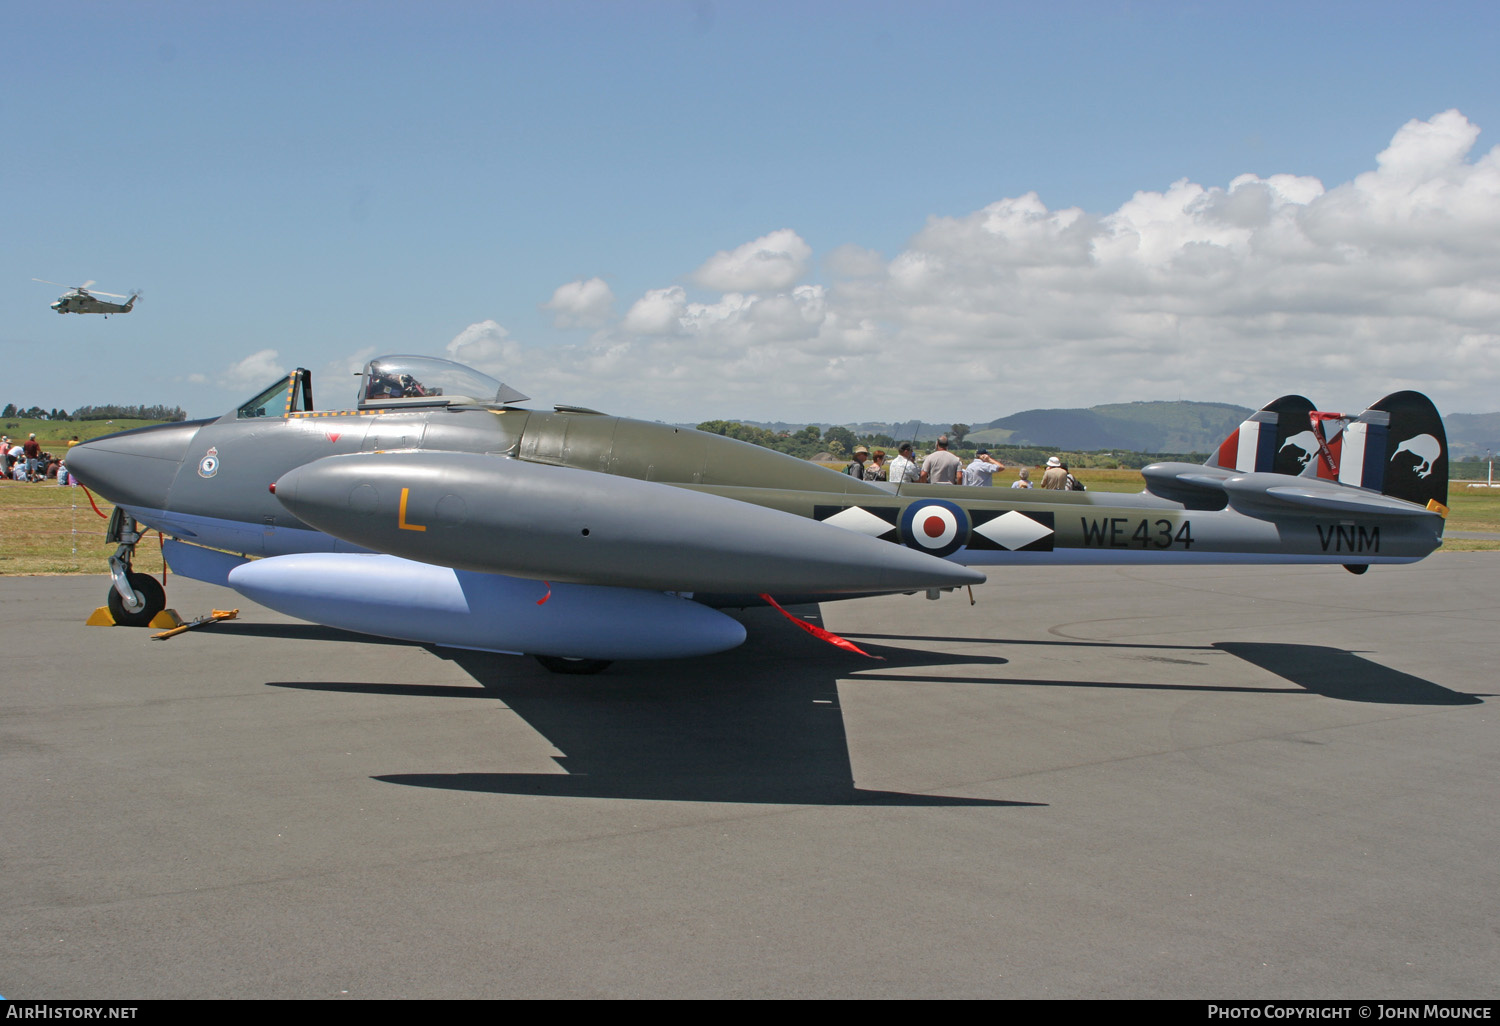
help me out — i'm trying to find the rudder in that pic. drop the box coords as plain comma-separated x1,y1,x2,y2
1355,391,1448,510
1207,395,1317,474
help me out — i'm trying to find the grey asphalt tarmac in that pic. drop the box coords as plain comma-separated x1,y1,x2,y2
3,557,1496,999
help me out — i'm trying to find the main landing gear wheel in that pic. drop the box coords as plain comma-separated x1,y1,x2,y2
107,571,166,627
534,655,613,675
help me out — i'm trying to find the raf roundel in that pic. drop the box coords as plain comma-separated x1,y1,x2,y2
197,447,220,479
899,499,970,558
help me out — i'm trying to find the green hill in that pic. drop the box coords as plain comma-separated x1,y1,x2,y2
1,418,179,449
699,401,1499,462
977,401,1253,454
1447,412,1500,459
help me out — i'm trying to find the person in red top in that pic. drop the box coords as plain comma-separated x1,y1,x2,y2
23,434,41,481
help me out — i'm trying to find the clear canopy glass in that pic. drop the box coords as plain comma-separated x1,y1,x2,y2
356,355,526,408
231,354,527,418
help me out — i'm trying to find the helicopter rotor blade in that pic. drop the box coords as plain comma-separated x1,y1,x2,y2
32,278,69,287
90,290,129,299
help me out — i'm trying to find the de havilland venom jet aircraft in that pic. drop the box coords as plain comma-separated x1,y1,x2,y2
65,354,1450,673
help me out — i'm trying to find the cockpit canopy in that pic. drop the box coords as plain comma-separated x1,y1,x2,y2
232,354,529,419
357,355,529,409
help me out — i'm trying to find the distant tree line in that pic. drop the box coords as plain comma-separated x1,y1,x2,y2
697,420,905,460
1,403,187,422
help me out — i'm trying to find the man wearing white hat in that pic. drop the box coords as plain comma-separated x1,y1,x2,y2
1040,456,1068,490
844,445,877,481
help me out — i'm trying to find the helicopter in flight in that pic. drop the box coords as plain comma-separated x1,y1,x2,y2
33,279,139,316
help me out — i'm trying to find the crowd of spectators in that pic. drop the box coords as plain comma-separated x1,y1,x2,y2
1,433,79,484
845,436,1084,490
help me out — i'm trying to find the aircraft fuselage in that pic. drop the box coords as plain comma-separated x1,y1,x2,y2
68,402,1443,595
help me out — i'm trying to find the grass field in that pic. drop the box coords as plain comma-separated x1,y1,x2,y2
1,419,170,449
0,480,166,576
0,419,178,575
3,468,1495,577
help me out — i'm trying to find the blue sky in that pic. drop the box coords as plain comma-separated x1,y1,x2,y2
5,1,1499,423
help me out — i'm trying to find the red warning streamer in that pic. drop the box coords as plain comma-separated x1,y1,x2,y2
79,483,109,519
759,594,884,660
1309,411,1346,477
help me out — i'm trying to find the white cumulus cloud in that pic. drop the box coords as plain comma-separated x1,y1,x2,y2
690,228,811,292
622,287,688,336
219,349,285,389
438,111,1500,424
542,277,615,328
445,320,523,378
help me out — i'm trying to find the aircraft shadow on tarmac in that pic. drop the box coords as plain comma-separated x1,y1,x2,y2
212,622,415,647
262,609,1481,806
267,608,1037,807
1210,642,1483,705
843,633,1483,705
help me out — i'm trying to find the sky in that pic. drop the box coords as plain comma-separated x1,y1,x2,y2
4,0,1499,425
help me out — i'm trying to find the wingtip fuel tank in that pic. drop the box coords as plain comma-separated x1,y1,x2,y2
227,553,748,660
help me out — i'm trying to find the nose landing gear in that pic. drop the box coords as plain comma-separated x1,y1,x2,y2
103,508,167,627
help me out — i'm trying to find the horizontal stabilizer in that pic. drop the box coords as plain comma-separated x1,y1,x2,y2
1221,473,1443,521
1140,462,1233,509
1145,462,1442,522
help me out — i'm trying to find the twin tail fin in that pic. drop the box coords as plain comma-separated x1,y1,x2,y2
1146,390,1448,515
1205,391,1446,509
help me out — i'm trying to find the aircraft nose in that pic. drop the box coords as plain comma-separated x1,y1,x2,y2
66,421,205,510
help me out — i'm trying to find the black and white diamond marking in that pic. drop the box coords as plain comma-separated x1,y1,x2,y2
968,509,1054,551
814,505,898,541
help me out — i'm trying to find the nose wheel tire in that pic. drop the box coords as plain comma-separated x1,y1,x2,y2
534,655,613,675
107,572,166,627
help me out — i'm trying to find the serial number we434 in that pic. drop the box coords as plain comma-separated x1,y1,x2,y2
1080,517,1195,549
